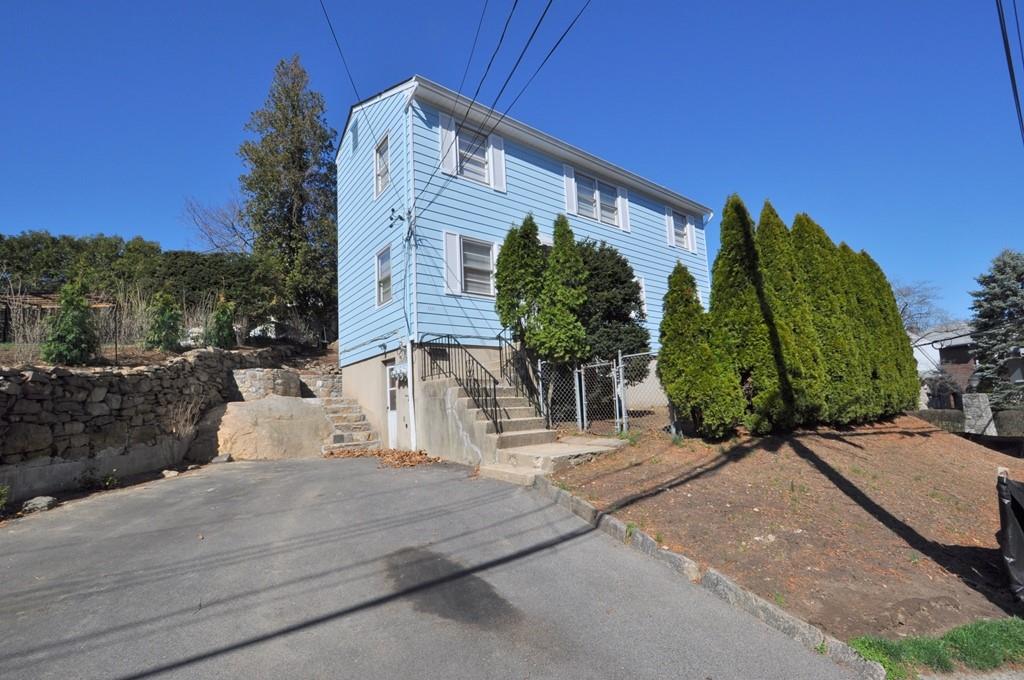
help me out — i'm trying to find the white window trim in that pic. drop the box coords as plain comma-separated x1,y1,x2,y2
458,235,497,298
456,125,491,187
374,135,390,198
667,208,697,252
568,167,629,231
375,246,393,307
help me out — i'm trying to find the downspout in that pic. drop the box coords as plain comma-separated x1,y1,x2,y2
405,95,418,450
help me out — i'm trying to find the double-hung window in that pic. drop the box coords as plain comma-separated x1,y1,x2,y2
461,237,494,296
443,232,498,297
439,114,506,191
374,136,390,197
376,247,392,306
457,127,489,184
573,171,622,228
671,211,696,251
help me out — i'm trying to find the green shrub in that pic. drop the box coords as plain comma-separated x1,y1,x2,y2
41,281,99,365
0,484,9,510
577,240,650,364
753,201,826,428
528,214,588,363
658,262,744,438
791,214,868,424
144,292,182,352
203,299,237,349
495,214,546,342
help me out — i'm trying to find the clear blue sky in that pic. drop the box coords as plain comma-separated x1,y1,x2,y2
2,1,1021,319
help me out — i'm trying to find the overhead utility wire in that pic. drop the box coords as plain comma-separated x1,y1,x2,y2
995,0,1024,147
415,0,522,204
416,0,592,210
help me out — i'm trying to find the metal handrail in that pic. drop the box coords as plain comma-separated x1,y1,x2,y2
420,334,503,433
497,328,542,417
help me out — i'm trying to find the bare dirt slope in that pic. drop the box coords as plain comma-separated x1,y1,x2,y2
553,415,1024,640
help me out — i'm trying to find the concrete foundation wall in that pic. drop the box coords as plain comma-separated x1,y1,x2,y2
415,378,496,466
342,349,408,448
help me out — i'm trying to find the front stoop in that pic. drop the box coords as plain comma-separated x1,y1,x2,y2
319,397,380,455
478,439,622,485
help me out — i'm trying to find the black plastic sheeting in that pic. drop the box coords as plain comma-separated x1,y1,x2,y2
997,473,1024,601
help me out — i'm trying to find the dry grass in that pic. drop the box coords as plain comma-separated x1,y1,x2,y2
164,392,206,439
323,448,440,468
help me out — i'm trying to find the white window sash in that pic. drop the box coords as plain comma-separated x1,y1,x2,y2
374,136,389,198
375,247,392,306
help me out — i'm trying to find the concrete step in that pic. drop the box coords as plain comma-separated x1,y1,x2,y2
495,428,557,449
324,405,363,416
456,396,532,412
477,463,537,486
453,385,521,399
321,397,359,407
483,416,546,434
331,420,371,432
328,413,367,424
474,406,538,421
497,441,620,474
322,439,381,455
332,430,375,444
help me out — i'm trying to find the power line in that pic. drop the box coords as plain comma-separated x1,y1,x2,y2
457,0,492,99
318,0,363,102
1014,0,1024,82
414,0,522,205
415,0,592,211
995,0,1024,147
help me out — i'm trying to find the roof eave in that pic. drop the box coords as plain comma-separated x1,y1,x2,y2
409,76,712,217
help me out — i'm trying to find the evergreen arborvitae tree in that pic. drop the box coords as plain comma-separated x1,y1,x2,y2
836,243,885,418
239,55,337,340
709,195,789,433
858,251,919,414
528,215,588,363
791,214,867,424
578,240,650,364
144,292,182,352
658,263,744,438
495,214,545,342
753,202,826,427
41,281,98,365
971,250,1024,408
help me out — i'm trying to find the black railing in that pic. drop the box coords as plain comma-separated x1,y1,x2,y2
497,328,542,417
420,334,504,433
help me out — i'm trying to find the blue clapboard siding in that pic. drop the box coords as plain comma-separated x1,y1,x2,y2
410,99,711,352
337,88,411,366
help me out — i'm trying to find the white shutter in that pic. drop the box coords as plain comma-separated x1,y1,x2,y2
665,206,675,247
637,277,647,315
617,187,631,231
686,215,697,251
489,134,506,192
443,231,462,294
439,114,457,175
563,165,576,213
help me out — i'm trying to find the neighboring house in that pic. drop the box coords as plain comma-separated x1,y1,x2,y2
913,322,979,409
336,76,712,454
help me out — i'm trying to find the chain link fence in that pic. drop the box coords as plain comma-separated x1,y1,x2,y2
537,351,672,435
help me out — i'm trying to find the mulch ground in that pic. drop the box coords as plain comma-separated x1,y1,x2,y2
552,415,1024,640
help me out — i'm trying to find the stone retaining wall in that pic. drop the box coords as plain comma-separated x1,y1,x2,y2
232,368,301,400
0,346,291,503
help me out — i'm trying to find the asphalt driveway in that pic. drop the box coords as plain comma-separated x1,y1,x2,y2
1,459,857,679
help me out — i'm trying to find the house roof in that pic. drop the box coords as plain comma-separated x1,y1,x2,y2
913,322,974,349
338,75,712,219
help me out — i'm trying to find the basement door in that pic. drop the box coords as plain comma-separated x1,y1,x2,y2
385,361,403,447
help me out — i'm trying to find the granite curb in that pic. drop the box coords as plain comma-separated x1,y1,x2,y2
531,475,885,680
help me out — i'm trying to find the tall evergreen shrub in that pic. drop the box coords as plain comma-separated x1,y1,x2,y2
970,250,1024,408
41,281,98,365
528,215,588,363
791,214,867,423
577,240,650,364
658,263,744,438
753,202,826,427
495,214,546,342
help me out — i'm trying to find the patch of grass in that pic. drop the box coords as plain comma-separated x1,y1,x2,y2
0,484,8,509
671,434,685,447
617,431,639,446
648,455,662,465
625,521,637,541
850,618,1024,679
815,640,827,655
555,481,570,491
655,532,664,544
772,591,786,607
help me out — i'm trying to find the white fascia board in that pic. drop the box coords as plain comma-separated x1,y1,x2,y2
335,79,418,164
409,75,712,218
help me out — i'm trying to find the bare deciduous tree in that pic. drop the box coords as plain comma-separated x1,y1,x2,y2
893,280,949,333
184,196,253,253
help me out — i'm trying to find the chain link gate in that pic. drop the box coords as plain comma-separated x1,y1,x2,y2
537,351,668,435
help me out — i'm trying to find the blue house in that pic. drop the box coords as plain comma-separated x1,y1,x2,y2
336,76,712,463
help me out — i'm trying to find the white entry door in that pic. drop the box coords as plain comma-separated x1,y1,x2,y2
385,362,404,447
